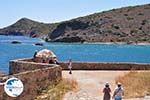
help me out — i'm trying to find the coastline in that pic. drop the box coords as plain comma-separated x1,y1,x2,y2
0,35,150,46
82,42,150,46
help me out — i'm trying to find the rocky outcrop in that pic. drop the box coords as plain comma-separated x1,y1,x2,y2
11,41,22,44
49,20,89,39
47,4,150,43
53,36,85,42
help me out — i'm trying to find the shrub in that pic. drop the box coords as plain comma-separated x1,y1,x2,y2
144,7,150,9
67,34,70,37
138,27,142,30
124,14,128,16
112,24,120,29
130,29,138,34
138,13,144,16
107,29,112,33
0,72,4,77
127,17,134,20
116,71,150,98
36,78,78,100
83,33,86,35
141,20,147,25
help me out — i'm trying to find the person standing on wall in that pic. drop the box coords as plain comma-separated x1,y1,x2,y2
33,50,39,62
68,59,72,74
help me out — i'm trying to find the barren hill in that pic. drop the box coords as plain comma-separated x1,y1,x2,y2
0,4,150,43
0,18,58,39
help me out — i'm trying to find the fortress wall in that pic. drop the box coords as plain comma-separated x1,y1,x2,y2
0,59,62,100
0,66,62,100
60,62,150,70
11,59,150,72
9,58,59,74
3,58,150,100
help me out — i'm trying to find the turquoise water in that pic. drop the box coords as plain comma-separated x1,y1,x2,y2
0,35,150,74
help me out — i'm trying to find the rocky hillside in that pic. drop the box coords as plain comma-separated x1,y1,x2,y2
0,4,150,43
0,18,58,39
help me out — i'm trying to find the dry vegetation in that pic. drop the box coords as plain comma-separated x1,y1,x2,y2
35,78,78,100
116,71,150,98
0,72,4,77
0,4,150,43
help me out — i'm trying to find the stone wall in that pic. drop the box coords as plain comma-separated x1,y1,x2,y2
2,58,150,100
0,66,62,100
0,59,62,100
60,62,150,70
9,58,59,75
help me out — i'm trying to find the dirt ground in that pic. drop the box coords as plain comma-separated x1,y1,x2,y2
62,70,129,100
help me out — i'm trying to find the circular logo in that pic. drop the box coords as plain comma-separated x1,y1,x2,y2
4,77,24,97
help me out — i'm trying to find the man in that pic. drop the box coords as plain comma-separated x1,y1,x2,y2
68,59,72,74
112,82,123,100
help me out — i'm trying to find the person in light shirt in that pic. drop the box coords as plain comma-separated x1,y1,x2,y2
112,82,123,100
68,59,72,74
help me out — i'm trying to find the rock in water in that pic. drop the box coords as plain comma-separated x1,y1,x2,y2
11,41,21,44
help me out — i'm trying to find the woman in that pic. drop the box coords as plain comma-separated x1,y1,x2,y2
103,83,111,100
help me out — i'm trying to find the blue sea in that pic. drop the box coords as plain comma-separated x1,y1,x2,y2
0,35,150,74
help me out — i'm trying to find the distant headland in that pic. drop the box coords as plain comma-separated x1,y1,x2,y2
0,4,150,44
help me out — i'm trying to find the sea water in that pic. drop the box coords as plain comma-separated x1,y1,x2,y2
0,35,150,74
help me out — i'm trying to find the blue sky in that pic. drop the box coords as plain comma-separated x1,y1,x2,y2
0,0,150,28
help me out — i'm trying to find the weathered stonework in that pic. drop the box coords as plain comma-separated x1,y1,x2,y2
60,62,150,70
1,58,150,100
0,58,62,100
9,58,59,74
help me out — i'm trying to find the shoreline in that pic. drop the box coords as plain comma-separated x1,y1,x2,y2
82,42,150,45
0,35,150,46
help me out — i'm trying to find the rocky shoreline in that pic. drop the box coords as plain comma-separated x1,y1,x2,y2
82,42,150,45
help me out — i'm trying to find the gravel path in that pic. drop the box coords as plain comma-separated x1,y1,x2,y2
63,70,128,100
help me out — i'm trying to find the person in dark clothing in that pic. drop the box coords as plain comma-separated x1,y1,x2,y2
33,50,38,62
103,83,111,100
54,57,59,64
49,57,59,64
33,52,37,58
33,51,37,58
